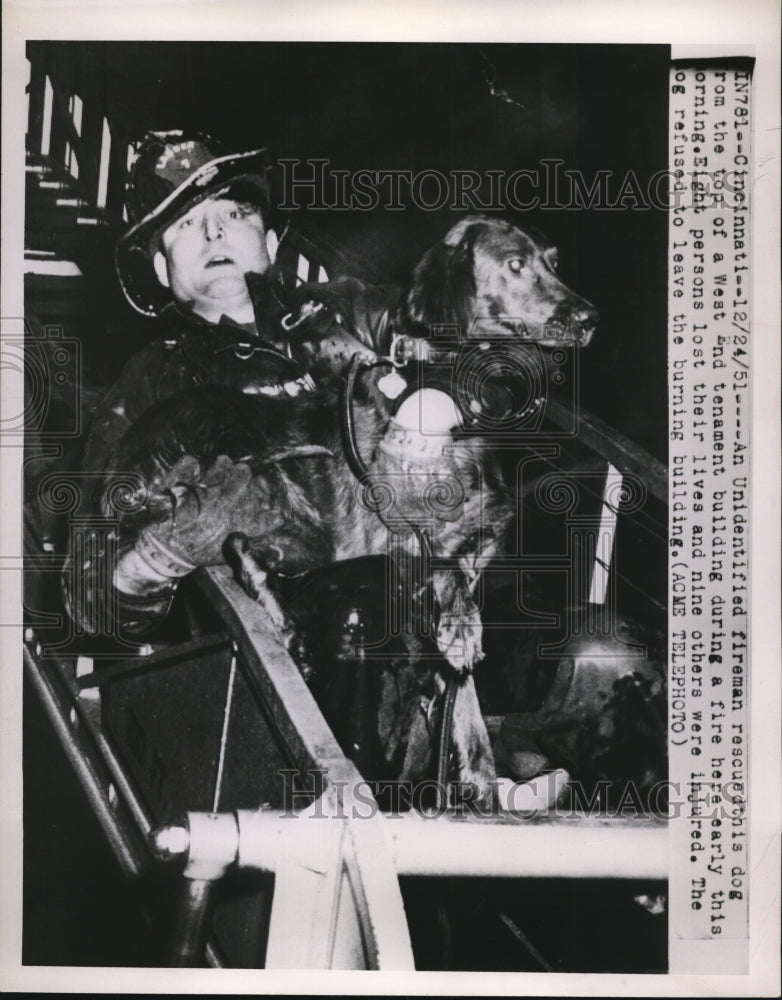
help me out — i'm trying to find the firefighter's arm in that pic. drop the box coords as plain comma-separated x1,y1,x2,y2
284,276,401,355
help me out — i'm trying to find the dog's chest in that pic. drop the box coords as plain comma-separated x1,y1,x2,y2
330,475,390,560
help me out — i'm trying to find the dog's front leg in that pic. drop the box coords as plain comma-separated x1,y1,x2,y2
433,567,484,675
432,528,505,674
440,672,497,812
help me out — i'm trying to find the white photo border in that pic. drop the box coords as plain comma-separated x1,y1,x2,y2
1,1,779,996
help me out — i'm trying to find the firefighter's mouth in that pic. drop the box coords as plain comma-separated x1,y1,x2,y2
205,255,236,268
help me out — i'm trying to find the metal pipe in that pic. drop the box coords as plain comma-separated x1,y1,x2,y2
168,877,219,967
23,647,143,877
151,812,242,967
387,813,668,880
153,806,667,884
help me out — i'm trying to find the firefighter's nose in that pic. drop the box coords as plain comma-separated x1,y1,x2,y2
204,213,225,241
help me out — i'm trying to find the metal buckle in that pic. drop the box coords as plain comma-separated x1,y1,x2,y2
389,333,429,368
280,299,325,332
232,342,256,361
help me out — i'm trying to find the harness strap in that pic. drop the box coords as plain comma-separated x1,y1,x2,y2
280,292,443,367
210,339,317,397
257,445,335,466
437,677,460,810
340,354,377,481
211,339,302,369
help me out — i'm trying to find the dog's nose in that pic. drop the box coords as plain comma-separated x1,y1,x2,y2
575,305,598,346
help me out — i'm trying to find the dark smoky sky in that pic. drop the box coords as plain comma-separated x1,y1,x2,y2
32,42,670,459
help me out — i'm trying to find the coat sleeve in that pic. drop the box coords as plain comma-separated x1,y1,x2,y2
62,340,193,639
61,534,178,640
285,276,402,356
81,340,193,477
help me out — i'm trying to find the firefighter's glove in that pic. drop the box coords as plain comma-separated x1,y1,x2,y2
118,454,266,588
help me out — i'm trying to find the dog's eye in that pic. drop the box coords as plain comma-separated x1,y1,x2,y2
507,258,525,274
546,250,559,271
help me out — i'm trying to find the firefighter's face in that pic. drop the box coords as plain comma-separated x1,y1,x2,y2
153,196,270,321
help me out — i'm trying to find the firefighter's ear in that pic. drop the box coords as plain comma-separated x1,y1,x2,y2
153,251,170,289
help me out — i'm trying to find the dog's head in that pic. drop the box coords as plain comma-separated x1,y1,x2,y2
406,215,598,347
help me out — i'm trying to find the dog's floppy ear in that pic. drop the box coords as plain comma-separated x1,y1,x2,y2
406,220,482,336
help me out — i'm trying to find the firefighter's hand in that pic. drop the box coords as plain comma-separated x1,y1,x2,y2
114,454,267,591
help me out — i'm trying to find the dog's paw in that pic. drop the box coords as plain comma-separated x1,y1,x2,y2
449,676,497,810
450,771,498,813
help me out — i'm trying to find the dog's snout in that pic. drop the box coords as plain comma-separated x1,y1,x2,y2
576,304,599,328
549,297,598,346
575,304,599,345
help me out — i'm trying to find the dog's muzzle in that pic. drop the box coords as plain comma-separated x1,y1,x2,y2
548,300,598,347
495,306,598,347
572,303,598,347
